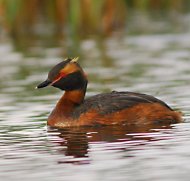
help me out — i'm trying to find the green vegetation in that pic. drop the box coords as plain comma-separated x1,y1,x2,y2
0,0,189,38
0,0,189,54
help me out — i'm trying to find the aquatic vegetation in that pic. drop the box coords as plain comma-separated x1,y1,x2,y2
0,0,189,38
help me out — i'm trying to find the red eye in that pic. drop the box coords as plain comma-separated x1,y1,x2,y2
51,72,67,85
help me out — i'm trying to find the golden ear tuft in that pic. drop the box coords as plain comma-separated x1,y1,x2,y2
71,57,79,63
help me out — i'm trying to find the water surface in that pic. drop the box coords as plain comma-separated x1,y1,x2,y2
0,33,190,181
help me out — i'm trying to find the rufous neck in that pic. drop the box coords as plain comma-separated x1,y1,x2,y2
53,89,86,117
48,89,86,126
63,89,86,105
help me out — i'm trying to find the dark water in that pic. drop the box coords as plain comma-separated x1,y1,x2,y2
1,33,190,181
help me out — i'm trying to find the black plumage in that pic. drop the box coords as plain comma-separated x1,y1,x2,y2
53,71,88,91
72,91,172,118
37,59,182,127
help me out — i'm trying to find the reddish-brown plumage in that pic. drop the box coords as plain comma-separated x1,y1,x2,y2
47,93,182,128
37,58,182,128
75,103,182,126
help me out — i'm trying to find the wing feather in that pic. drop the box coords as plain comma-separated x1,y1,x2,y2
72,91,172,118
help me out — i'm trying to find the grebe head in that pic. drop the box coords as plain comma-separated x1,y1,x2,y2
36,57,88,91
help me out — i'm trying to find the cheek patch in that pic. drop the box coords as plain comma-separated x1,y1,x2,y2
51,72,67,85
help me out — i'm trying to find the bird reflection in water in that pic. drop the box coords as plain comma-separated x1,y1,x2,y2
47,124,175,165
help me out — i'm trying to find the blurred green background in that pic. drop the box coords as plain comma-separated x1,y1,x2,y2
1,2,190,179
0,0,189,53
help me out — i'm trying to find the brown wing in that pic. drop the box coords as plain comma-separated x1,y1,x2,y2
72,91,172,118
